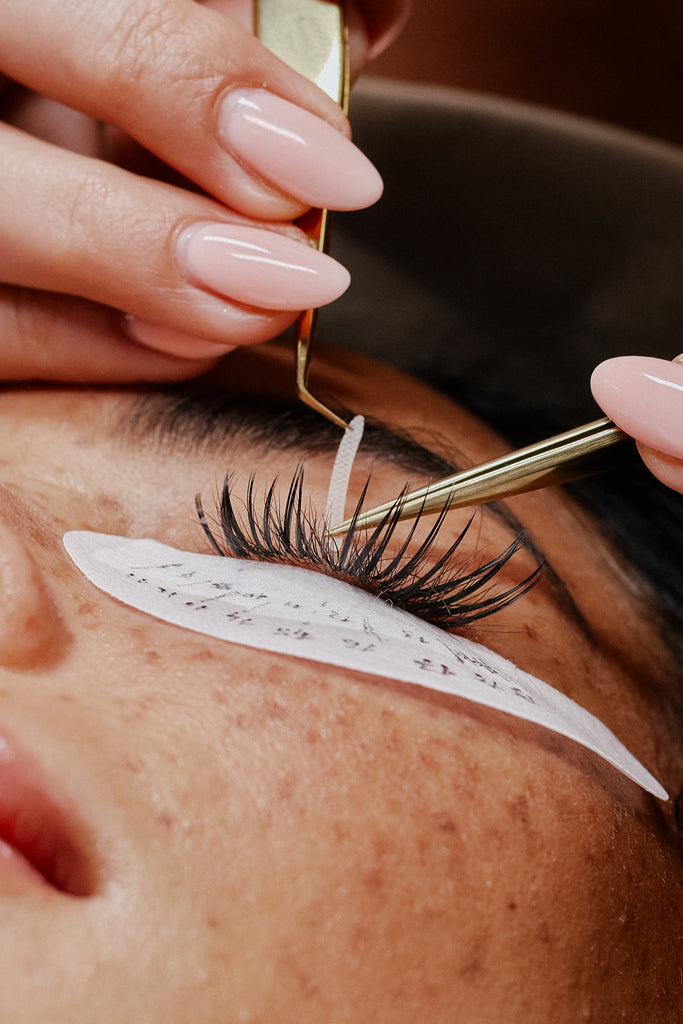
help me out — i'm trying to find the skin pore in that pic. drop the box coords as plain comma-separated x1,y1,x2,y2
0,341,680,1022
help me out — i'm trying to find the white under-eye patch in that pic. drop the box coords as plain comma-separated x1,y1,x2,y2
63,529,666,800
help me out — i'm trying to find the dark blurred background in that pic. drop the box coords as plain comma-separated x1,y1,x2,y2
369,0,683,147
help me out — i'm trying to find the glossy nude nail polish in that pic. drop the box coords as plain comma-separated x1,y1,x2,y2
591,355,683,459
177,222,350,309
217,89,383,210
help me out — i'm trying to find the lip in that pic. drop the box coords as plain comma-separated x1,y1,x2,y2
0,730,96,897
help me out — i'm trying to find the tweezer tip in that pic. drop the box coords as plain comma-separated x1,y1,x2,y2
327,518,353,537
328,506,387,535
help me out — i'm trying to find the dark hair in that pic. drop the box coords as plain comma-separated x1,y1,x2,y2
445,380,683,663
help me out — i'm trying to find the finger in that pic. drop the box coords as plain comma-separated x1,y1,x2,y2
6,89,197,185
202,0,253,34
346,0,412,61
3,88,102,157
0,123,348,348
206,0,410,74
637,446,683,495
591,355,683,492
0,0,382,220
0,287,224,383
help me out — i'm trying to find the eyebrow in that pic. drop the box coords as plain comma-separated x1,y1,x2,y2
116,387,592,636
121,388,458,477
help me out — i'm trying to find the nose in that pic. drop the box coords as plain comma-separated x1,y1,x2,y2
0,520,71,670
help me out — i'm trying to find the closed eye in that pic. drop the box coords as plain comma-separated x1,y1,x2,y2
195,464,541,629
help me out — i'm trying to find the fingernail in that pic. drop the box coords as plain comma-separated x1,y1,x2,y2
590,355,683,458
124,316,236,359
217,89,383,210
177,222,350,309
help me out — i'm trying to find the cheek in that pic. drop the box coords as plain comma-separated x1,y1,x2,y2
205,687,679,1020
91,646,677,1022
17,583,679,1021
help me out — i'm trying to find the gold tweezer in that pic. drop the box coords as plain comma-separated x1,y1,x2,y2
256,0,351,430
328,415,637,535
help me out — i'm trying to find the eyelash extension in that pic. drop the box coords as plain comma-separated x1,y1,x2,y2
195,465,541,629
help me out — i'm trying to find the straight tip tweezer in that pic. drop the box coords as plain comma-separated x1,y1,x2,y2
328,416,637,535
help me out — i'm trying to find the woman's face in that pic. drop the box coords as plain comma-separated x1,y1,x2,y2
0,343,680,1022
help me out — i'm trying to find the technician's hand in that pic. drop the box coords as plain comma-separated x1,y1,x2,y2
591,355,683,494
0,0,407,382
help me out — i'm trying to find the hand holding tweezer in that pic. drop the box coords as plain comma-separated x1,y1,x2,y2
328,415,637,535
256,2,638,527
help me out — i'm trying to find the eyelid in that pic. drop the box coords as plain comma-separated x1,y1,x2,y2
195,465,541,629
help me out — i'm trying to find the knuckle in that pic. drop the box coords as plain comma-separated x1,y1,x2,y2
59,171,113,268
95,0,228,119
98,0,185,102
57,167,176,306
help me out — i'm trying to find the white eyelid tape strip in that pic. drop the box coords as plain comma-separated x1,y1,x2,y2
325,415,365,525
63,530,667,800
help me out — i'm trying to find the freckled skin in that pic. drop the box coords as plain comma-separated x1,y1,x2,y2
0,344,679,1021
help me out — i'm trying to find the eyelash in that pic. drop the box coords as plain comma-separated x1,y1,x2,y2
195,465,540,629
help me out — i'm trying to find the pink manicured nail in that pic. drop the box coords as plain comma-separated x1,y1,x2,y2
124,316,235,359
590,356,683,458
218,89,383,210
177,222,350,309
